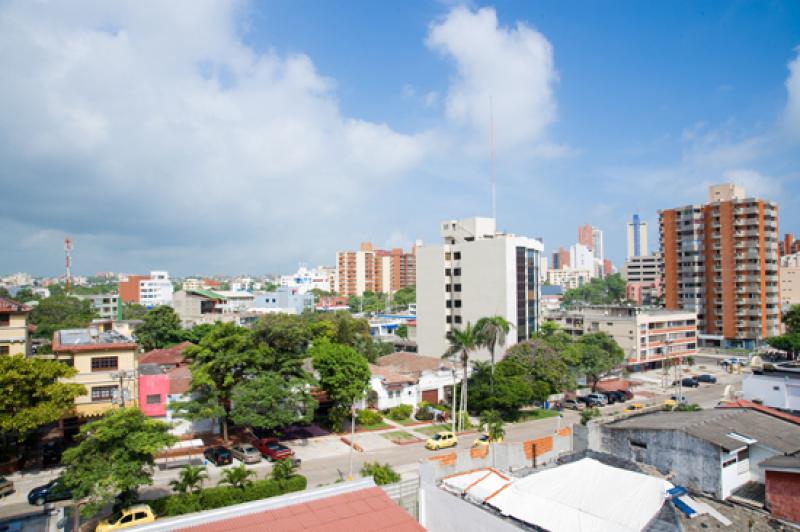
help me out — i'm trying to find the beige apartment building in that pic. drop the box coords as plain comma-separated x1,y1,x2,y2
549,306,698,370
780,253,800,311
50,328,139,417
659,184,780,348
0,297,31,356
335,242,415,297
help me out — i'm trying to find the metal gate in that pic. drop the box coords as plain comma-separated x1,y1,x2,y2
381,477,420,520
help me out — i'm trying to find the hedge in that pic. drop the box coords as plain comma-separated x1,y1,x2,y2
387,404,412,421
151,475,307,517
357,409,383,426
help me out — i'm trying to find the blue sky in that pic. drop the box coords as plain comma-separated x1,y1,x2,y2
1,1,799,276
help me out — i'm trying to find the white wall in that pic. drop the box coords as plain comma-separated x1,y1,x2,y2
742,373,800,410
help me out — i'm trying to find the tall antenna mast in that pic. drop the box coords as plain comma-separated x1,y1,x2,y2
490,96,496,222
64,237,73,293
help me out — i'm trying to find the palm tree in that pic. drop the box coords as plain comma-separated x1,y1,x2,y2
480,410,505,442
170,464,208,494
218,464,255,490
444,323,481,432
476,316,513,394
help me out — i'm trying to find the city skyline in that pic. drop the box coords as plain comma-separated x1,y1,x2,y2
1,1,799,276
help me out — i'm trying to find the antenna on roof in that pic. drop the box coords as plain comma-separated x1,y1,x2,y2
64,237,73,293
490,95,496,223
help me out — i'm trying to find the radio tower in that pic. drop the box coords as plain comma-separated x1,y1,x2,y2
64,237,73,293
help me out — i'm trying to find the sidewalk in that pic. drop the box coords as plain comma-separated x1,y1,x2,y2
380,418,433,441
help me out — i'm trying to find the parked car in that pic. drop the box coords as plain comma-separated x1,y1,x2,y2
95,504,155,531
696,374,717,384
563,399,585,411
672,377,699,388
0,477,13,498
252,438,296,463
426,431,458,450
586,393,608,407
605,391,628,404
472,433,503,448
624,403,644,412
203,446,233,466
28,478,71,505
230,444,261,464
670,395,688,404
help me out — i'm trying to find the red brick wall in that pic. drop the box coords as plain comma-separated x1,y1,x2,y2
766,470,800,523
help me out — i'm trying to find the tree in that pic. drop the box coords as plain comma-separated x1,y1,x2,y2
251,314,312,377
396,324,409,340
28,295,97,339
360,462,400,485
121,302,148,321
62,408,176,518
784,305,800,334
180,323,216,344
468,359,536,420
444,323,481,432
310,339,370,429
13,288,38,302
270,458,299,488
169,465,207,494
766,333,800,359
392,286,416,309
476,316,512,394
479,410,505,442
563,274,627,306
218,464,255,490
0,286,10,298
505,340,576,395
229,374,317,432
569,332,625,391
0,356,86,435
134,306,183,351
175,322,272,441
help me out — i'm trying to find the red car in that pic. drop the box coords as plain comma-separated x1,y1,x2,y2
252,438,296,462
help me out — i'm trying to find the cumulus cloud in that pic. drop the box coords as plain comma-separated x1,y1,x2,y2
426,6,558,150
0,0,431,274
720,169,782,198
785,47,800,138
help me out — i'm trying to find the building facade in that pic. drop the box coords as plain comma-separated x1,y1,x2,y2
551,247,570,270
780,233,800,257
140,271,174,307
76,293,119,320
335,242,415,297
780,253,800,311
118,274,150,304
0,298,31,356
546,268,592,290
659,184,780,348
570,243,595,274
416,217,542,360
621,254,661,283
627,214,649,259
279,265,333,294
549,305,697,369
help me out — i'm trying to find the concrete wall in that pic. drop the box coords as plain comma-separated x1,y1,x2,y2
742,373,800,411
766,471,800,524
599,427,722,497
420,480,519,532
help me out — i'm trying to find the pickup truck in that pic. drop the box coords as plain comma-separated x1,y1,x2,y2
252,438,300,464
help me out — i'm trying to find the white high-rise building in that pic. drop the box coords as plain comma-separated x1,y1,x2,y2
140,271,174,307
416,217,543,361
627,214,649,259
591,227,604,262
280,265,332,294
570,243,595,274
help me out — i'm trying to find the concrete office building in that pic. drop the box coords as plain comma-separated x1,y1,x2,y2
592,227,604,262
621,253,661,283
570,242,595,274
119,271,174,307
548,305,697,369
76,294,119,319
416,217,542,360
780,253,800,310
551,247,570,270
627,214,648,259
659,184,781,348
546,268,592,290
336,242,415,297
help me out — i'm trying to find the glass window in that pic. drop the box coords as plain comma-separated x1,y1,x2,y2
453,252,461,260
146,394,161,405
91,385,117,402
91,357,118,371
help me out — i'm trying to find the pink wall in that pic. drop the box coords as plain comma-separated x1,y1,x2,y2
138,374,169,417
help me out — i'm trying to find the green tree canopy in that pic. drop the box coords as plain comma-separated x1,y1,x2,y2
62,408,176,518
396,324,409,339
310,339,370,407
445,323,482,430
783,305,800,335
175,322,273,441
479,410,506,441
134,305,183,351
120,302,148,321
766,333,800,358
568,332,625,391
251,313,312,376
563,274,627,306
468,359,534,420
476,315,513,393
0,356,86,434
229,373,317,431
505,339,577,394
392,286,416,309
29,295,97,339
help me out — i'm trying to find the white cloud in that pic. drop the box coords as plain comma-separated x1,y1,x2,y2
785,46,800,138
720,169,782,198
426,6,558,150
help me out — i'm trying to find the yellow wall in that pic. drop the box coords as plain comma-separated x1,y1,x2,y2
54,347,139,416
0,311,29,356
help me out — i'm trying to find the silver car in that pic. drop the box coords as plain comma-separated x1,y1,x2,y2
230,444,261,464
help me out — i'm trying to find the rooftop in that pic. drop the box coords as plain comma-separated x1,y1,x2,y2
0,297,32,313
375,352,452,378
52,328,138,353
606,409,800,453
139,342,193,366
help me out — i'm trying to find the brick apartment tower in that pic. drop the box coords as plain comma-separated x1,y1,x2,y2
659,184,781,347
336,242,415,297
780,233,800,256
118,274,150,304
551,247,570,270
577,224,593,249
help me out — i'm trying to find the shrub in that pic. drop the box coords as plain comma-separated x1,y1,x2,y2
271,458,299,486
360,462,400,486
580,407,601,426
674,403,701,412
357,409,383,426
387,404,412,421
414,409,433,421
367,390,379,408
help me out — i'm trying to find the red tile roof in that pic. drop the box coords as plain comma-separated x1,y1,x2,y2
179,486,423,532
0,297,32,312
167,365,192,395
368,364,415,385
718,400,800,425
376,353,451,378
140,342,193,366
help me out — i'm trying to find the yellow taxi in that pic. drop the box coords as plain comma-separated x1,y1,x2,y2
624,403,644,412
662,399,678,408
425,431,458,450
472,433,504,448
95,504,155,531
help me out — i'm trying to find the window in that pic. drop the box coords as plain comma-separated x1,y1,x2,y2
454,284,462,292
91,356,118,371
454,300,462,308
453,252,461,260
0,346,9,355
0,313,9,326
445,268,451,276
446,300,452,308
454,316,462,324
453,268,461,276
446,316,452,324
445,284,451,292
146,394,161,405
629,440,647,449
91,386,117,402
444,252,451,260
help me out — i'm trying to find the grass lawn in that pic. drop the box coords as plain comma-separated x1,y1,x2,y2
415,424,452,437
395,418,428,426
380,430,419,442
357,421,390,431
515,409,560,422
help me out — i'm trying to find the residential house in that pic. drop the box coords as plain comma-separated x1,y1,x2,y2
75,293,119,319
0,297,31,356
742,362,800,411
367,353,457,410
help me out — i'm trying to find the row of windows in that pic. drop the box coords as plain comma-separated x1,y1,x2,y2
444,251,462,260
446,315,463,324
444,268,462,276
445,300,462,308
91,385,117,402
445,284,462,292
91,356,119,371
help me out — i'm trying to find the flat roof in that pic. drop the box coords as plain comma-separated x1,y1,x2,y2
53,328,138,353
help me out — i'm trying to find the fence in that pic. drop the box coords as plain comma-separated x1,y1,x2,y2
382,477,420,520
